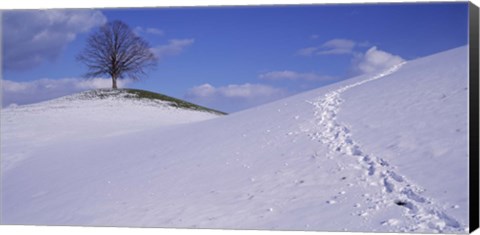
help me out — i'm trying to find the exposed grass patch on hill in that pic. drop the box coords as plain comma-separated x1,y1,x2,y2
78,88,227,115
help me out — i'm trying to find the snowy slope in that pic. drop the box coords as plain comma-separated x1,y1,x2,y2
1,89,222,171
0,46,469,233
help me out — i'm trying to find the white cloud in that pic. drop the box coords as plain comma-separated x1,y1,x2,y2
316,47,354,55
146,28,164,36
75,78,131,89
187,83,216,98
317,39,356,55
295,39,404,76
217,83,283,98
296,38,356,56
296,47,319,56
310,34,320,40
322,39,356,49
357,41,372,48
134,26,164,36
1,78,130,107
3,9,107,70
187,83,283,99
185,83,287,112
152,39,195,59
351,46,405,74
259,70,334,82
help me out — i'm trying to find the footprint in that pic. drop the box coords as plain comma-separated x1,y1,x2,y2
377,158,389,167
381,219,400,226
433,210,461,228
394,199,418,213
367,164,376,176
401,188,426,203
347,145,363,156
389,171,404,182
383,178,395,193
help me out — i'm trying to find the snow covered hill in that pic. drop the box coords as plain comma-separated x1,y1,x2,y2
0,89,224,171
0,46,469,233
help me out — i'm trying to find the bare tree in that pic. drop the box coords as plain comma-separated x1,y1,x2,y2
77,20,157,89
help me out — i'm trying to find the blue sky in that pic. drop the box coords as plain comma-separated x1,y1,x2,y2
2,2,469,112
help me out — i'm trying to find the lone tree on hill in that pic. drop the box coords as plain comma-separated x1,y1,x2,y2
77,20,157,89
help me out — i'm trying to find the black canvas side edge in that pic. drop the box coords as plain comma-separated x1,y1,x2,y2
470,1,480,233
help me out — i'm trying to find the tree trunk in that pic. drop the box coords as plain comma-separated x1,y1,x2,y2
112,76,118,89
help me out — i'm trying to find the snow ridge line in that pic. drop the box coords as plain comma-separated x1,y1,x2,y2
307,63,465,233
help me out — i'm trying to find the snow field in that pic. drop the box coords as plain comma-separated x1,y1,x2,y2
308,61,465,233
1,46,469,233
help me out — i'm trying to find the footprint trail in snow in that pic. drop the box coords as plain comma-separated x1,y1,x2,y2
307,63,466,233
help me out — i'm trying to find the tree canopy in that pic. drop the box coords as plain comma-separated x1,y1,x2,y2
77,20,158,89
